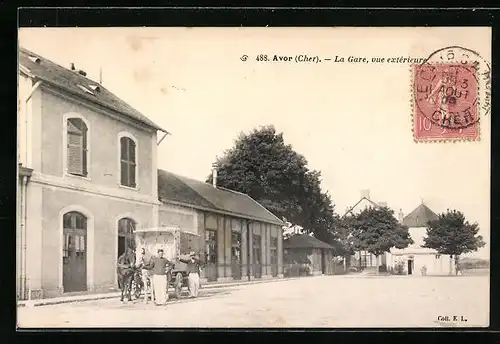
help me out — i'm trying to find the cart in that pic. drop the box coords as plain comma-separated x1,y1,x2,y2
133,226,201,299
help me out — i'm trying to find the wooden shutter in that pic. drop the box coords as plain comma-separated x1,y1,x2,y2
120,137,136,187
67,119,87,176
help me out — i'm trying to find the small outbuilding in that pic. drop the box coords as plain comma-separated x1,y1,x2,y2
283,234,337,276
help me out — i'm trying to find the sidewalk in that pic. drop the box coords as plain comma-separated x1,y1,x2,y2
17,276,301,308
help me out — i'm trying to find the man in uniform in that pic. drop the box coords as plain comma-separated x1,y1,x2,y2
144,248,171,305
179,251,202,298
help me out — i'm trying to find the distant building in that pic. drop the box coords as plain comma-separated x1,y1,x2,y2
343,190,388,269
389,203,456,275
283,234,336,276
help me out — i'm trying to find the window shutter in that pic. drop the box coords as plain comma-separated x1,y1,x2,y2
67,119,88,176
82,126,88,175
129,161,136,188
67,132,83,175
120,161,128,186
120,137,137,187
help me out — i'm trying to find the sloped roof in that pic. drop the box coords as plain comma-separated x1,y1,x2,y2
402,203,438,228
284,234,335,250
342,197,380,218
18,47,168,133
157,169,284,226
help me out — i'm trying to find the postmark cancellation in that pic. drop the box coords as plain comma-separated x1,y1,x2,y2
411,46,490,143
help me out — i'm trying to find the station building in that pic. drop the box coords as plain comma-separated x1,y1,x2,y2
17,47,284,300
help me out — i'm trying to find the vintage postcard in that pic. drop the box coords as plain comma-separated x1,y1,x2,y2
16,27,491,328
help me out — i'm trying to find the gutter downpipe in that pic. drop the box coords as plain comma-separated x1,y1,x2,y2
23,175,32,304
18,174,26,300
22,79,42,304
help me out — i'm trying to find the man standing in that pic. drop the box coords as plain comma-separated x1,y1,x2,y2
145,248,171,306
179,251,202,298
137,248,152,303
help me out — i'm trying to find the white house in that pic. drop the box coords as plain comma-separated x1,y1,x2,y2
389,203,456,275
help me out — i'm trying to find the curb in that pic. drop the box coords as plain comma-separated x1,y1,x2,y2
17,277,301,308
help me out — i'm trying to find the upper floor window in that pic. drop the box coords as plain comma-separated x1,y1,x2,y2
67,118,88,176
120,136,137,188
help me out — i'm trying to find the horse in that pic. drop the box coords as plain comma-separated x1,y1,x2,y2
117,250,137,302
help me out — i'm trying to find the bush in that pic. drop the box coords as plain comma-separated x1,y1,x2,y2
420,265,428,276
393,259,406,275
348,266,360,273
378,264,387,273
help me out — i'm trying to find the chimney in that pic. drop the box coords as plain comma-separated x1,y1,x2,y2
211,162,218,188
360,189,370,200
398,208,404,223
70,63,75,71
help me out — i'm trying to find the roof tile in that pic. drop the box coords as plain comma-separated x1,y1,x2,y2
284,234,335,250
402,203,439,228
158,170,283,225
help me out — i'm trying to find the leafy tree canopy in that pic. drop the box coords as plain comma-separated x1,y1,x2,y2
422,209,485,256
206,125,336,241
329,214,357,257
351,206,413,256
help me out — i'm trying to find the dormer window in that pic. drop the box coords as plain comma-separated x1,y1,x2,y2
77,84,95,96
28,56,41,64
88,85,101,93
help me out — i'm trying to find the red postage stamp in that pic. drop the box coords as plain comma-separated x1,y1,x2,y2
412,63,480,142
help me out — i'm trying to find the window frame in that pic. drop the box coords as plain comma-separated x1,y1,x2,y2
62,114,91,180
117,217,137,255
117,132,139,190
204,229,217,264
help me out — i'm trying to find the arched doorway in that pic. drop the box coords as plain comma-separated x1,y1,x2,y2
118,218,136,257
63,211,87,292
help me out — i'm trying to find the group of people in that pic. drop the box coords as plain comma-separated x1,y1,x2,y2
118,247,203,306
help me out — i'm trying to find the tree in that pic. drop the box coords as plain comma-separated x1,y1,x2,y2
207,125,337,242
351,206,413,274
422,209,486,275
330,214,357,270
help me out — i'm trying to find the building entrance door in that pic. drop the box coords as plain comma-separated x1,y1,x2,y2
252,235,262,279
321,250,326,274
231,231,242,280
408,259,414,275
62,212,87,293
204,229,218,281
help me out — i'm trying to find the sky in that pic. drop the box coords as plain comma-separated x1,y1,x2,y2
18,27,491,258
